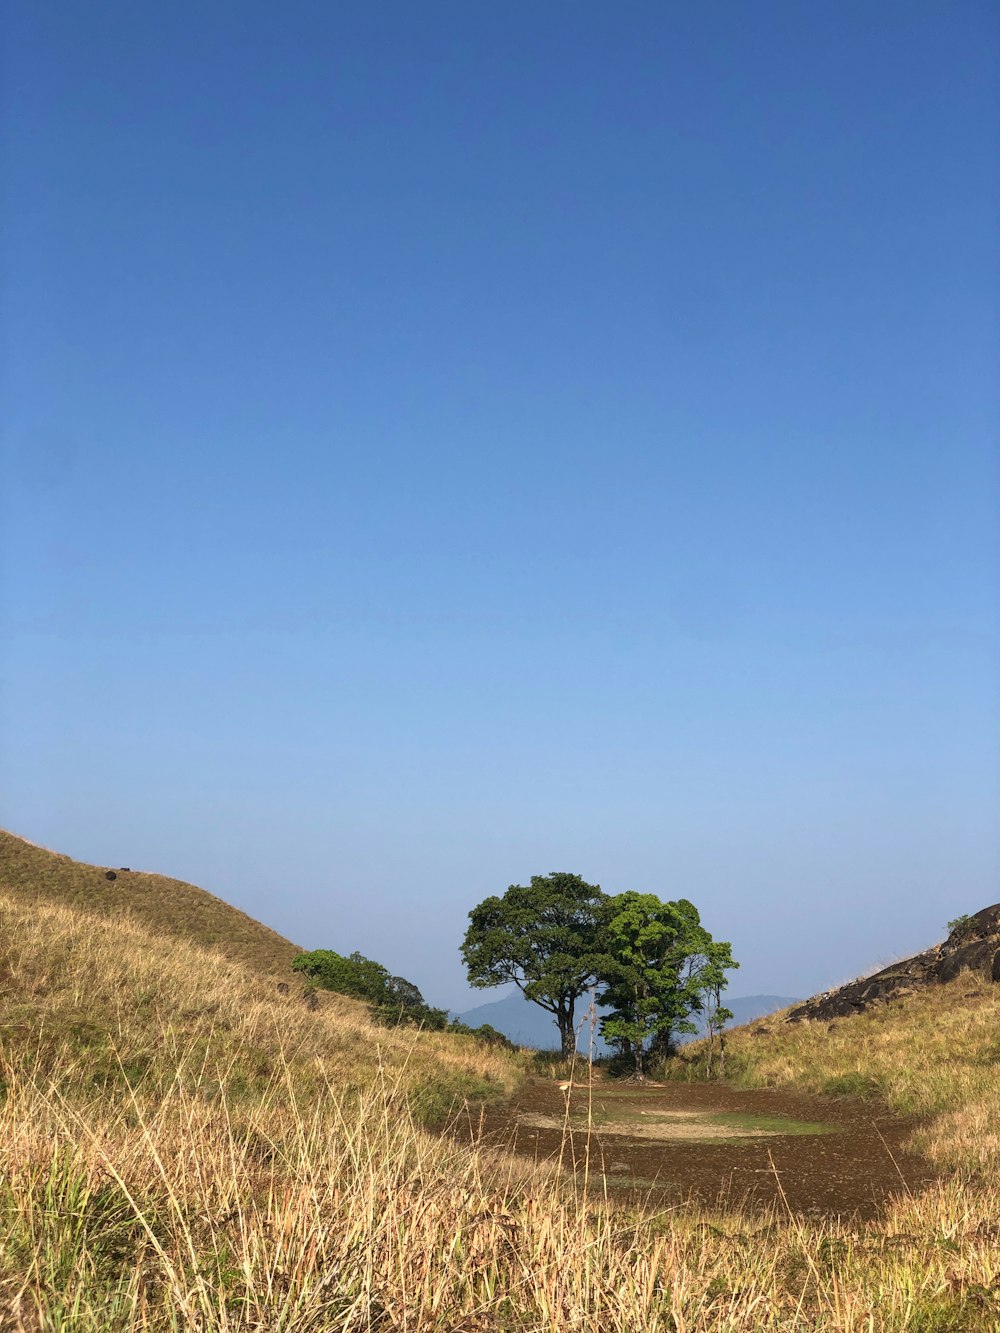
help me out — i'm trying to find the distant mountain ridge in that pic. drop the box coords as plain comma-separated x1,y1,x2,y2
458,990,801,1052
0,829,300,977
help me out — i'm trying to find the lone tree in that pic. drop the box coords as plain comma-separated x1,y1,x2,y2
461,872,607,1058
598,893,738,1077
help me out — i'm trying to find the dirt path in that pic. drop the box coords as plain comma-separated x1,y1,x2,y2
451,1077,938,1219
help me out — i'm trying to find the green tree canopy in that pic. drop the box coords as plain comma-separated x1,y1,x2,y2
292,949,396,1004
461,872,607,1058
693,935,739,1076
598,893,738,1076
291,949,450,1029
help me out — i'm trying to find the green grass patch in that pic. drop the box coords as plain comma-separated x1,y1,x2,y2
705,1111,838,1136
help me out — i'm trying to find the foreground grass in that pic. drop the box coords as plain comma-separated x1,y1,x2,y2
5,1047,1000,1330
671,973,1000,1173
4,893,1000,1328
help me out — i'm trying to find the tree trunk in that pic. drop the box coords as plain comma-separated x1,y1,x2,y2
558,999,576,1059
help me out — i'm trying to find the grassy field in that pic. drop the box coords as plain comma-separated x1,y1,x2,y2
4,833,1000,1330
0,829,300,976
671,972,1000,1173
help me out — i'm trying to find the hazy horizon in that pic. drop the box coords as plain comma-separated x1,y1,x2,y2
3,3,998,1012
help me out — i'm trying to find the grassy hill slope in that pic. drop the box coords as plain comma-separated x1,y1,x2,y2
0,828,299,976
0,881,536,1328
0,889,521,1118
674,959,1000,1171
5,838,1000,1330
7,884,1000,1332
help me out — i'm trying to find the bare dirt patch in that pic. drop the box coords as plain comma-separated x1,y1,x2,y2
450,1077,938,1218
516,1109,802,1141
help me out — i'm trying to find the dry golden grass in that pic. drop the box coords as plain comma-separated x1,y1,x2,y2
2,893,1000,1329
6,1065,1000,1332
674,974,1000,1172
0,893,522,1126
0,828,300,976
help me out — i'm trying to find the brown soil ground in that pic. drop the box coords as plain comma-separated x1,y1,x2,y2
449,1077,938,1219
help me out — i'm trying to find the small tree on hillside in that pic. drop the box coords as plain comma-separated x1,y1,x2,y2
696,942,738,1077
292,949,394,1003
385,975,425,1009
291,950,448,1027
461,872,607,1059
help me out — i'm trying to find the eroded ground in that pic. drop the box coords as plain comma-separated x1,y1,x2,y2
451,1077,938,1218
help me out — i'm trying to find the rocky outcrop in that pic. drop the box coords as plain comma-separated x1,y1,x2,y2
786,904,1000,1022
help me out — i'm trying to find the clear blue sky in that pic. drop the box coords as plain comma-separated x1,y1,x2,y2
2,2,998,1009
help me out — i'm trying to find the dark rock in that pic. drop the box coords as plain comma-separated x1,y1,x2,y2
119,867,130,872
937,940,996,984
785,902,1000,1023
276,982,289,994
754,1026,771,1036
303,989,319,1011
104,871,117,881
948,905,1000,946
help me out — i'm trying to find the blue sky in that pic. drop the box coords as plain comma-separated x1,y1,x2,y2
2,2,998,1009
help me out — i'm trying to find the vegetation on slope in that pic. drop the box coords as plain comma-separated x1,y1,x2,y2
0,892,520,1127
293,947,453,1033
5,838,1000,1330
5,890,1000,1331
672,971,1000,1172
0,828,300,976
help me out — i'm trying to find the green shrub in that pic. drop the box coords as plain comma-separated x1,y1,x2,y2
373,1000,450,1031
467,1023,516,1051
292,948,462,1035
292,949,397,1004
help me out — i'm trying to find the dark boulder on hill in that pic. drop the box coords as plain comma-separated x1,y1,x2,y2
787,905,1000,1022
